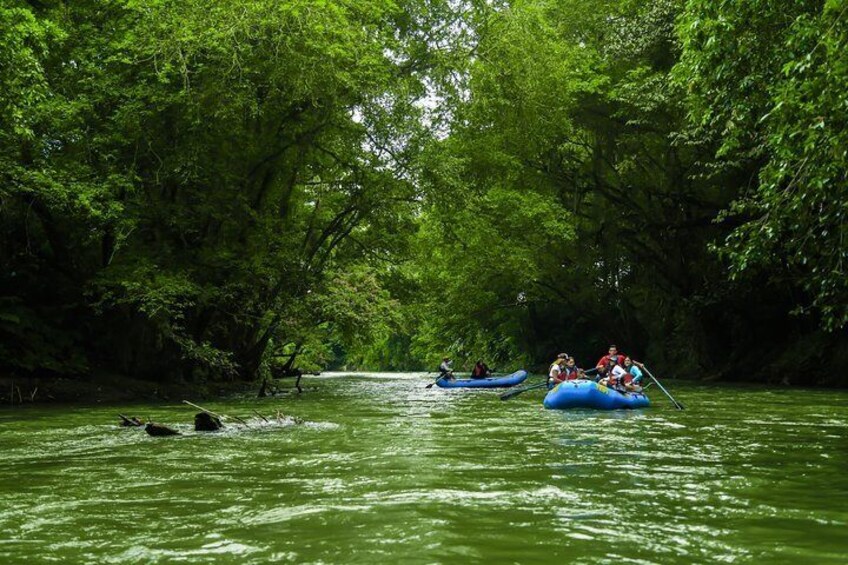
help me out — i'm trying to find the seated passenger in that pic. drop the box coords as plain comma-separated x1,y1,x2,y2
471,360,491,379
623,357,644,391
548,356,567,386
561,356,583,381
599,358,630,391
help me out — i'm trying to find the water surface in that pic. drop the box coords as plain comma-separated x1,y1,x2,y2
1,374,846,563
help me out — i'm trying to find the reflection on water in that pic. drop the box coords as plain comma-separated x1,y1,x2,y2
1,376,847,563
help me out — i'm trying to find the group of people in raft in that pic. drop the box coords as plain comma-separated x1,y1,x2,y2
549,344,645,392
437,344,646,393
438,358,491,379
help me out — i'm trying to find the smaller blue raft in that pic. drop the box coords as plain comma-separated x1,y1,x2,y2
543,379,650,410
436,370,528,389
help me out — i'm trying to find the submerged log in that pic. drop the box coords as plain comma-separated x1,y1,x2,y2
145,422,179,436
118,414,144,427
194,411,223,431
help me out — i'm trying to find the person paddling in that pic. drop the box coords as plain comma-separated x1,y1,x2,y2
624,357,644,391
439,357,454,380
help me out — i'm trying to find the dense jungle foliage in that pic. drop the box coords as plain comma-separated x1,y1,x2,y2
2,0,847,387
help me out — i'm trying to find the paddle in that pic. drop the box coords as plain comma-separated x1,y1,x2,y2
499,366,600,401
639,364,684,410
499,381,548,401
425,372,452,389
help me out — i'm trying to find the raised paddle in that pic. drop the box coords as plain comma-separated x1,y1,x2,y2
639,365,684,410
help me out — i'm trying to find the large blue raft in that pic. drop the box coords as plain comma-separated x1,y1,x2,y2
436,370,528,389
543,379,650,410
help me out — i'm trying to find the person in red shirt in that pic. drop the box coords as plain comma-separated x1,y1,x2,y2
596,344,628,377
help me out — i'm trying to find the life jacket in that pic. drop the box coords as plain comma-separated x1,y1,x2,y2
563,366,579,381
598,354,627,370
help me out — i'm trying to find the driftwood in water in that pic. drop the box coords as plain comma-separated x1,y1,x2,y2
194,411,223,431
266,347,322,394
262,368,321,396
119,414,144,427
145,422,179,436
182,400,249,427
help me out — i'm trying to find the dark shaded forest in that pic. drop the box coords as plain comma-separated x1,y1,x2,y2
2,0,847,391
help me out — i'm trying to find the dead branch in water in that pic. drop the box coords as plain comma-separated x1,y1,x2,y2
182,400,249,427
118,414,144,427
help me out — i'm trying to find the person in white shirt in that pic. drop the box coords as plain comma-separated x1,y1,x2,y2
547,353,568,385
438,357,454,379
599,357,629,390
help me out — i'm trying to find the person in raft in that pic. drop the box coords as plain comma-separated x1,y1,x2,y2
561,356,585,381
624,357,644,390
471,360,491,379
547,353,569,385
438,357,454,380
599,357,630,391
600,356,647,392
595,344,628,377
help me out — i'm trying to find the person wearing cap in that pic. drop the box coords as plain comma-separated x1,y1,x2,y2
438,357,454,380
608,357,630,389
598,356,617,386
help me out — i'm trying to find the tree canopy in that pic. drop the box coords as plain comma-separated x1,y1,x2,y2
2,0,847,387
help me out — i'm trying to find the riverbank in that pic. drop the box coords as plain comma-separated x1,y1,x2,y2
0,373,261,406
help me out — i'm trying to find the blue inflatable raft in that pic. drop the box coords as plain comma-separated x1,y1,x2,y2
436,370,528,389
543,379,650,410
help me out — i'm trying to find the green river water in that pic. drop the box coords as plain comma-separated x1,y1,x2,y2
1,373,847,564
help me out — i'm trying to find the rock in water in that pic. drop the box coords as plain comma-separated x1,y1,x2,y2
145,422,179,436
194,411,223,431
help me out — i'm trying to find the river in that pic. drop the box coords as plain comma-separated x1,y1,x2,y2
1,373,846,563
